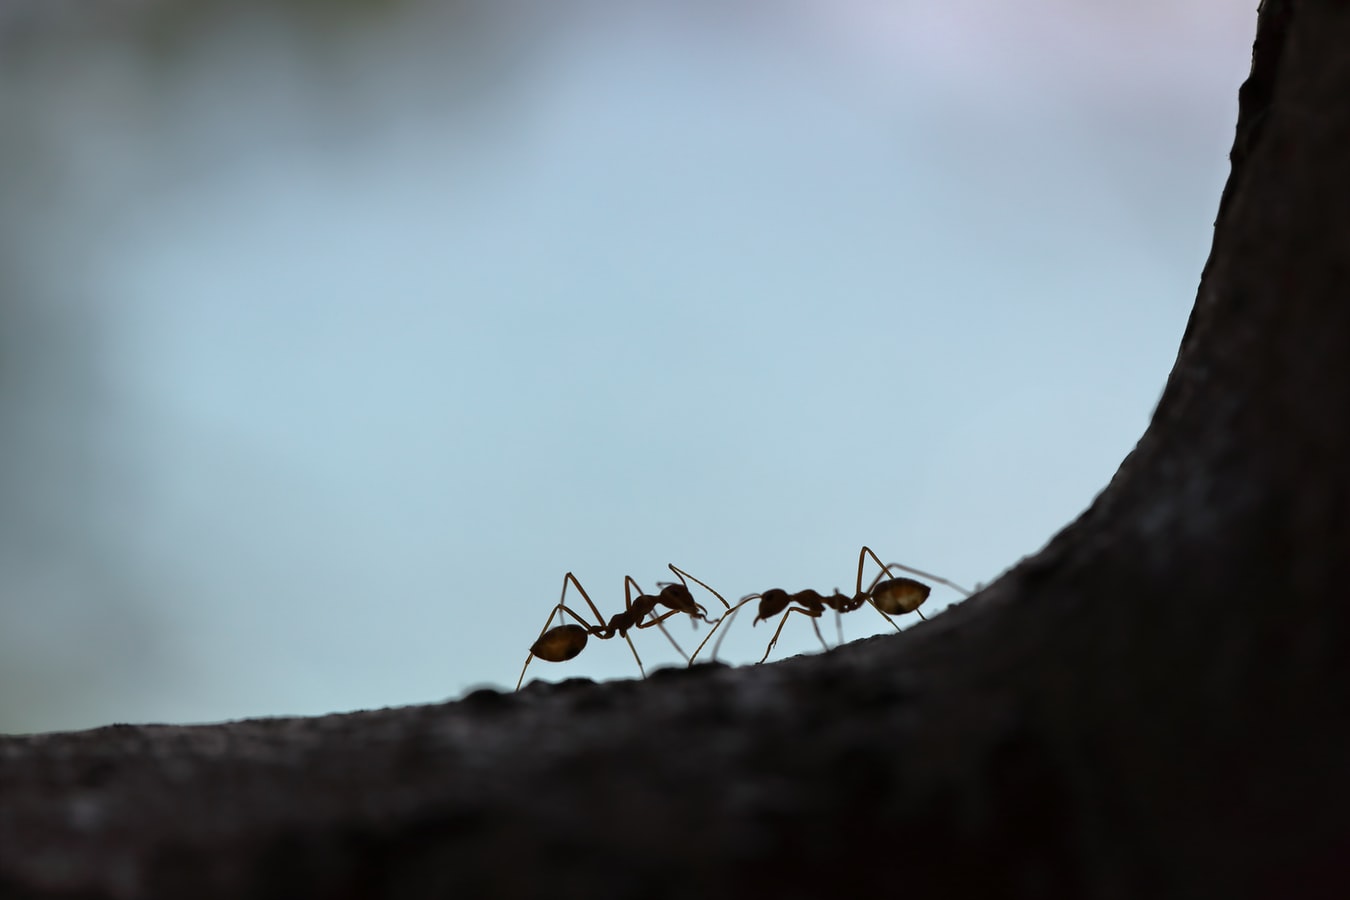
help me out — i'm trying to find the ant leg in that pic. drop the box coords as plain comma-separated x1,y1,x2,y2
757,606,823,664
856,546,891,595
808,615,830,652
562,571,611,626
690,595,755,665
756,605,803,664
862,545,972,598
848,547,905,634
874,560,974,598
632,606,697,663
869,604,905,629
624,632,646,677
514,603,609,690
516,573,609,691
634,608,687,629
517,606,563,692
859,547,929,628
624,576,688,665
856,547,902,630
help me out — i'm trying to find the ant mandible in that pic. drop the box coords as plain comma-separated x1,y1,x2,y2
515,564,729,691
689,546,971,666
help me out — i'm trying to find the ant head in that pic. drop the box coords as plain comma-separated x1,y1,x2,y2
530,624,589,663
752,588,791,625
659,584,706,618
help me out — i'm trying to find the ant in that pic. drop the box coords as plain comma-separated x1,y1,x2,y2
690,546,971,666
515,564,730,691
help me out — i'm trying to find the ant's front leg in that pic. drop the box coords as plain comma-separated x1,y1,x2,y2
623,576,692,664
757,604,827,665
688,594,757,666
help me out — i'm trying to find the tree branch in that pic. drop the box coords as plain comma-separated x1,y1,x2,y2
5,4,1347,898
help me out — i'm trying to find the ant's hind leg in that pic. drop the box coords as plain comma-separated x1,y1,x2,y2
515,573,609,691
875,560,973,598
808,616,829,653
516,602,564,691
859,547,947,627
853,548,905,634
862,546,972,598
856,548,902,632
561,571,611,627
856,546,893,595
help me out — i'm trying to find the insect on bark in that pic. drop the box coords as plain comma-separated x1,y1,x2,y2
515,565,729,690
689,546,971,665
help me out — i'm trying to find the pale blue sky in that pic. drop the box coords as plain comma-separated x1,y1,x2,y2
1,1,1254,732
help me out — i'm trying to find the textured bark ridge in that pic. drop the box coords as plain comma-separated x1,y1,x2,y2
4,4,1347,898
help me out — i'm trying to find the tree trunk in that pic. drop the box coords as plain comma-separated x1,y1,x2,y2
3,3,1346,897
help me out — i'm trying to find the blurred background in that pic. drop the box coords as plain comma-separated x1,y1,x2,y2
0,0,1253,733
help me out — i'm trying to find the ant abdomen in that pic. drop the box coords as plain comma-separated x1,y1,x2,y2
530,624,590,663
869,577,930,615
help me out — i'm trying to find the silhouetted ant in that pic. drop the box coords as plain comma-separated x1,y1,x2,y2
515,565,730,690
690,546,971,665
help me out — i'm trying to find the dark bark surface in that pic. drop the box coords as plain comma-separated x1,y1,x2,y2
4,3,1348,897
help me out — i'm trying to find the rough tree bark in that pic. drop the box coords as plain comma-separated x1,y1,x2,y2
3,3,1346,897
